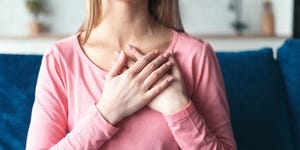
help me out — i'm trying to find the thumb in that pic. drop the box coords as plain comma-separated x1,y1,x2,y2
107,51,127,80
125,44,144,60
170,57,187,94
170,57,181,78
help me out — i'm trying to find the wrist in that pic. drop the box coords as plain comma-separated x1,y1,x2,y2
96,102,121,125
163,95,189,115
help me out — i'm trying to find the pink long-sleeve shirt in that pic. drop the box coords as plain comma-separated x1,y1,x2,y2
26,30,236,150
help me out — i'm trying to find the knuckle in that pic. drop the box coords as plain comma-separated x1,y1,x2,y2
163,63,171,69
156,86,162,93
163,78,169,86
125,72,134,79
134,78,143,86
152,72,159,78
161,55,170,63
141,57,149,64
145,91,152,99
160,66,169,74
149,63,156,70
129,80,136,87
156,55,164,62
153,71,160,77
163,62,172,69
129,79,139,88
160,54,166,60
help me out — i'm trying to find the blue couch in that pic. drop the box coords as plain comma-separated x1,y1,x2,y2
0,39,299,150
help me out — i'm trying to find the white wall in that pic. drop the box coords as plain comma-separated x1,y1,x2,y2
0,0,85,36
39,0,85,35
0,0,293,54
0,0,293,36
180,0,234,35
180,0,293,36
0,37,60,54
271,0,294,36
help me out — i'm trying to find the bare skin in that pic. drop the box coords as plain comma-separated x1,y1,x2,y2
97,50,175,125
80,0,189,125
124,46,190,115
81,0,172,72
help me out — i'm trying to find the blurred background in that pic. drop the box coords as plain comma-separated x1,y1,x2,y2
0,0,295,54
1,1,300,149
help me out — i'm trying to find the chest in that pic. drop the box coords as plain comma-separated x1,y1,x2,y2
81,36,172,73
66,71,179,149
101,107,179,149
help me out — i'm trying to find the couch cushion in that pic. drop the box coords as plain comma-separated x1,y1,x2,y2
0,54,42,149
278,39,300,149
216,48,294,150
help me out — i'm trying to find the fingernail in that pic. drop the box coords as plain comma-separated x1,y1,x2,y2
166,61,172,66
154,50,160,54
126,44,132,50
164,52,171,57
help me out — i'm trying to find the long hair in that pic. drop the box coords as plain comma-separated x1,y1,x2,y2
79,0,184,44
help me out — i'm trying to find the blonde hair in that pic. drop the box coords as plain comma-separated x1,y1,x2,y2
79,0,184,44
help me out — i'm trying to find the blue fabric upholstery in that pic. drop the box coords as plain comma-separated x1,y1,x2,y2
216,48,294,150
0,54,42,150
278,39,300,149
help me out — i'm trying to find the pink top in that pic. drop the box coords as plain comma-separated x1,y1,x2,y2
26,31,236,150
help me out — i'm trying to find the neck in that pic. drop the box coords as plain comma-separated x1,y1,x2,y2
89,0,158,49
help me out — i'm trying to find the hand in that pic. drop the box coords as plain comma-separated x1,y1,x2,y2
96,50,174,125
148,57,190,115
125,45,190,115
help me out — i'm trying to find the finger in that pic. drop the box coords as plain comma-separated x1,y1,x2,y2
127,50,160,75
145,75,174,99
169,57,181,78
126,44,144,60
169,57,187,94
125,45,145,67
107,51,127,80
115,50,130,68
138,52,172,81
143,60,173,90
122,67,128,73
113,50,121,61
126,58,135,68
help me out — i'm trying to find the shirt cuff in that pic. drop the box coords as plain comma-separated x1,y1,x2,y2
163,101,197,123
89,104,119,136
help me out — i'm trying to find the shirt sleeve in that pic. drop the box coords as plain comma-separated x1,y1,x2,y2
26,49,119,150
163,42,237,150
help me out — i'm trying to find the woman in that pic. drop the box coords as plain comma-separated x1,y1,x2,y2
26,0,236,149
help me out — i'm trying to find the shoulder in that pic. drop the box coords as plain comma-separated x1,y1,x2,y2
176,32,209,47
172,31,215,60
171,32,218,98
40,34,82,77
44,34,80,60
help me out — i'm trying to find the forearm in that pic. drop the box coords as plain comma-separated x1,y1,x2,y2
163,102,236,150
27,104,119,150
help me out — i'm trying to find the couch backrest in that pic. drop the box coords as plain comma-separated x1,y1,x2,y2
0,54,42,149
278,39,300,150
216,48,295,150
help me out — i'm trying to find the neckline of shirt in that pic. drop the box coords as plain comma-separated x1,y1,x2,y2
73,29,179,75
